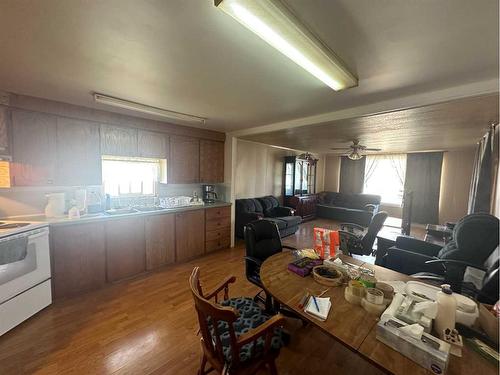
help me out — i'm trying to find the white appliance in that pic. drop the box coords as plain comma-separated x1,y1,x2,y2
45,193,65,218
0,221,51,336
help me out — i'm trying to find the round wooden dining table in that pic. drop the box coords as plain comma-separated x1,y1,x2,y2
259,251,498,375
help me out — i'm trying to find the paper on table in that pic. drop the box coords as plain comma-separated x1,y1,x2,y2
304,297,331,321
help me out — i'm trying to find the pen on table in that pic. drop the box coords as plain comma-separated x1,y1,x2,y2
312,295,320,312
298,292,309,309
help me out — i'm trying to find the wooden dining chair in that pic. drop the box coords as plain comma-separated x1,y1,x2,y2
189,267,285,375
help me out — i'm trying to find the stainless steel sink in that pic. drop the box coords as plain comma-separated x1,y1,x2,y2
104,208,139,215
133,206,165,212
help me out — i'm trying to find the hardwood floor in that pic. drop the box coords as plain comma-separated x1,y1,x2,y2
0,218,402,375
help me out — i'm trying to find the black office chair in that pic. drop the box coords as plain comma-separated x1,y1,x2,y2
338,211,388,256
381,213,500,288
244,220,295,311
416,246,499,303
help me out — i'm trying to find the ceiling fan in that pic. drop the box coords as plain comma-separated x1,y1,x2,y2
330,140,382,160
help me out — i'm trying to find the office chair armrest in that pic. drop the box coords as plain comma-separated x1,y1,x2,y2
425,259,487,272
282,245,297,251
244,256,263,267
339,222,366,233
236,313,286,348
204,275,237,302
364,204,377,212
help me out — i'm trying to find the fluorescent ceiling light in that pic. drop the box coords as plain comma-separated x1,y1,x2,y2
93,93,206,125
215,0,357,91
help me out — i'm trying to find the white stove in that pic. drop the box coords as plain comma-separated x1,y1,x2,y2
0,220,51,335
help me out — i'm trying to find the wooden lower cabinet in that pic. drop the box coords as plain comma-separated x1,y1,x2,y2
175,210,205,262
51,223,106,299
205,206,231,252
145,214,175,270
106,217,146,282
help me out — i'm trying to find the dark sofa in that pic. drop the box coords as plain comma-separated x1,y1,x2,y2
316,191,381,227
235,196,302,238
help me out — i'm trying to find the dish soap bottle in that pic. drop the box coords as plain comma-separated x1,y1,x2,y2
434,284,456,339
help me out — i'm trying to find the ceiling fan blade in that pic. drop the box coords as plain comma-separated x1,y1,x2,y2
329,147,351,150
364,148,382,151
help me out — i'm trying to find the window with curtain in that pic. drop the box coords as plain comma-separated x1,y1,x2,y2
363,154,407,205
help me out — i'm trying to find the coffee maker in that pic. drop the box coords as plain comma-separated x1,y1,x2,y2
202,184,218,203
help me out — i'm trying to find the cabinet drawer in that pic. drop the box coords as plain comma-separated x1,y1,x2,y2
206,228,230,241
205,206,231,220
205,216,230,231
205,237,230,253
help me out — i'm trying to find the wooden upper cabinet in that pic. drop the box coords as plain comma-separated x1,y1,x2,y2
169,136,199,184
200,140,224,183
56,118,101,186
100,124,138,156
0,106,10,152
138,130,168,158
11,109,57,186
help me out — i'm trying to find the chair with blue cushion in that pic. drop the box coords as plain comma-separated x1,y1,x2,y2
190,267,285,375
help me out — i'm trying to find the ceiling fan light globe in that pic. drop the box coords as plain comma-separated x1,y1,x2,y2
348,151,363,160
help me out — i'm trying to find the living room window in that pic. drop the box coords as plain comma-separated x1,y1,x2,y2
363,154,406,205
102,156,166,197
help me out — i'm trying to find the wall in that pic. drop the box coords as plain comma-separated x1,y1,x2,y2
439,148,475,223
323,155,341,192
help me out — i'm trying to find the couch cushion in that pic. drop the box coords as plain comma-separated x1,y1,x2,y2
236,198,263,214
213,297,283,364
258,196,279,216
277,215,302,228
263,217,287,230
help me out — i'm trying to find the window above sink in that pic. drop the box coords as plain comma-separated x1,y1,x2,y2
102,156,167,197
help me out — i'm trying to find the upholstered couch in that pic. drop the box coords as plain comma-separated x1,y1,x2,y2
235,196,302,238
316,191,381,227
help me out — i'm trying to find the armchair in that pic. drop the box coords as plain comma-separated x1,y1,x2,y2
339,211,388,256
189,267,285,375
381,213,500,285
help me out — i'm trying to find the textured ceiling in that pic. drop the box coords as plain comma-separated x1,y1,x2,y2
0,0,498,132
241,94,500,153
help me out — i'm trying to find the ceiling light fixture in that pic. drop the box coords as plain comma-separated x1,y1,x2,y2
348,150,362,161
214,0,357,91
93,93,207,125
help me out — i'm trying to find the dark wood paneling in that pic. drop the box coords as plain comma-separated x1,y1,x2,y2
0,106,10,151
9,93,225,141
138,130,168,158
106,217,146,282
56,117,101,185
51,223,106,299
175,210,205,262
199,140,224,183
169,136,199,183
145,214,176,270
11,109,57,186
100,124,138,156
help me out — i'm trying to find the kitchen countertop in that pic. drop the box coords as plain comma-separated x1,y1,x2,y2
5,201,232,227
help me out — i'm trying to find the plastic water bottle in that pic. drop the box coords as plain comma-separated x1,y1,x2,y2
434,284,456,339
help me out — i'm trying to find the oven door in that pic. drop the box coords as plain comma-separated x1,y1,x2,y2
0,227,51,304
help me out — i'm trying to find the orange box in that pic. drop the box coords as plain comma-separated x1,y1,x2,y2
313,227,340,259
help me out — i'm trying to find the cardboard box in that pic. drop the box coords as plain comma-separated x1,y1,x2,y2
478,304,499,345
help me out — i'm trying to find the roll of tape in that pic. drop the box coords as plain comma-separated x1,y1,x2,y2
344,286,363,305
361,297,387,316
348,280,365,297
375,282,394,300
366,288,384,305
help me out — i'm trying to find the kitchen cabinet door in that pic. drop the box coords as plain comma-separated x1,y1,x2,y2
145,213,175,270
100,124,138,156
106,217,146,282
0,106,10,152
51,223,106,299
138,130,168,158
56,118,101,185
11,109,57,186
199,140,224,183
175,209,205,262
169,136,199,184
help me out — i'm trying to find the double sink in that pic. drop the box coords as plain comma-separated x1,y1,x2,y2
104,206,168,215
